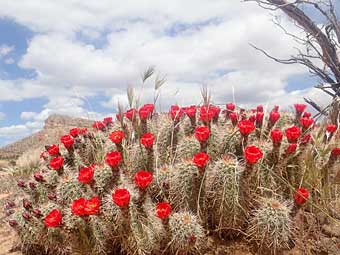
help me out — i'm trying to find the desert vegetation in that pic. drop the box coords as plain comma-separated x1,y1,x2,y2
3,91,339,254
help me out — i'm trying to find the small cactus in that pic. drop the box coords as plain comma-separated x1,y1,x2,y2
169,212,206,254
205,156,246,235
169,160,199,212
176,135,200,161
247,198,293,253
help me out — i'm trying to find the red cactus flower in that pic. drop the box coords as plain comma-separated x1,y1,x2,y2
199,105,215,122
269,111,280,124
103,117,113,125
331,148,340,157
69,128,80,137
47,144,59,156
286,143,297,155
49,156,64,170
271,129,283,145
109,130,125,144
193,152,210,168
105,151,122,168
29,182,36,190
185,105,197,118
134,170,153,189
8,219,18,227
78,166,94,184
112,188,130,208
92,121,105,130
125,108,137,120
156,202,172,219
256,112,264,125
300,117,314,129
116,113,122,121
326,124,337,134
84,197,100,215
212,106,221,118
294,104,307,114
48,192,57,201
33,172,45,182
257,105,264,112
303,112,311,118
229,112,238,124
17,180,26,188
248,115,256,123
226,103,235,111
238,120,255,136
294,188,309,205
79,128,87,135
23,199,32,210
140,133,155,148
273,105,279,112
71,198,86,216
143,104,155,113
5,201,15,209
285,126,301,143
170,105,184,120
139,105,152,120
256,112,264,120
44,209,62,228
60,135,74,149
244,145,263,165
301,134,312,145
194,126,210,142
32,209,42,218
22,212,31,221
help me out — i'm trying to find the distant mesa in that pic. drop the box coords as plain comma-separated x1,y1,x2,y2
0,114,93,160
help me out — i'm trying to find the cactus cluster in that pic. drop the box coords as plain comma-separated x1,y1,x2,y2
4,101,340,255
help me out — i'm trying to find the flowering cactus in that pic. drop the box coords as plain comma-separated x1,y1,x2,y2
247,198,293,253
5,100,340,255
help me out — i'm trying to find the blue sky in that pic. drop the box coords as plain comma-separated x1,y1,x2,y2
0,0,334,147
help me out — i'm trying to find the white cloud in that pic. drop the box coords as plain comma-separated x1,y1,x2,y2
6,7,306,106
0,1,260,34
0,44,14,57
4,58,15,64
0,112,5,121
0,0,311,105
20,111,37,120
0,124,31,138
0,0,332,145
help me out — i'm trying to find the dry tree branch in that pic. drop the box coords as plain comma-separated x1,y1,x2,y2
246,0,340,122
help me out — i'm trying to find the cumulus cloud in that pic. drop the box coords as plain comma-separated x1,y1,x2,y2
0,44,14,57
0,0,314,105
0,0,331,146
20,111,37,120
0,124,32,138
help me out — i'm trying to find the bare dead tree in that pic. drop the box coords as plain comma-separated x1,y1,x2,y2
245,0,340,124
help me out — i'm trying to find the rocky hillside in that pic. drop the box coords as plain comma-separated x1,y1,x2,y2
0,114,93,161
